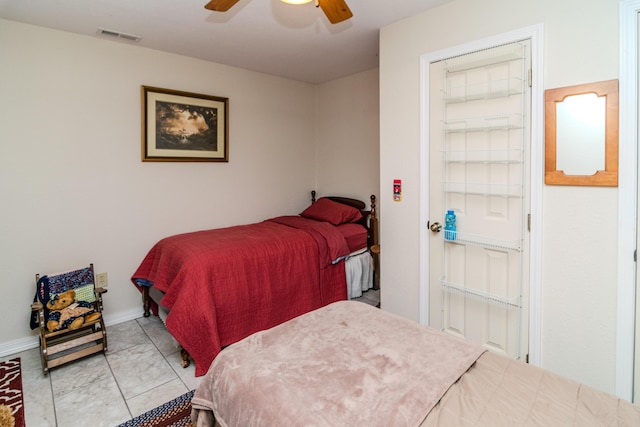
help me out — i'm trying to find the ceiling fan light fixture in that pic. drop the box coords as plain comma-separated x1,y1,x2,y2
280,0,313,5
205,0,352,24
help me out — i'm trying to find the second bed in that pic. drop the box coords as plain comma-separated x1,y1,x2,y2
131,193,378,376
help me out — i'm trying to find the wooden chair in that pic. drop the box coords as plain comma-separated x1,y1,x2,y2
30,263,107,374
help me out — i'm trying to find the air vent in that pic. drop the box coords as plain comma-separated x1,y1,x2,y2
97,28,142,43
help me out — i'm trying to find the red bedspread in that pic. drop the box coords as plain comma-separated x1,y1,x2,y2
131,216,350,376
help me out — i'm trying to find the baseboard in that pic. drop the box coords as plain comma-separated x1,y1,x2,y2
0,307,146,358
104,307,146,327
0,336,38,358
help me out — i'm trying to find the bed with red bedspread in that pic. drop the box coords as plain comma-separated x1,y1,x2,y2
131,193,378,376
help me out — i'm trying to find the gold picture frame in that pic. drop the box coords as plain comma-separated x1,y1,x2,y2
141,86,229,162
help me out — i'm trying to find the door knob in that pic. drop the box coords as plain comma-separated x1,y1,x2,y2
430,222,442,233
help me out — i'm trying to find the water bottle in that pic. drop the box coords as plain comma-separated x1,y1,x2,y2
444,210,456,240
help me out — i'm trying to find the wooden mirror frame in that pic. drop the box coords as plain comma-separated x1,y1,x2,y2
545,79,618,186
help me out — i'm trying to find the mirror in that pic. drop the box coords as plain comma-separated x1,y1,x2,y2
556,93,605,175
545,79,618,186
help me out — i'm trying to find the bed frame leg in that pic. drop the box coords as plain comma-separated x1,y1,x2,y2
180,348,191,368
142,286,151,317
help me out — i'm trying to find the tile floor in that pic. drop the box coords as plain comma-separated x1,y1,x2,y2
2,314,201,427
2,289,380,427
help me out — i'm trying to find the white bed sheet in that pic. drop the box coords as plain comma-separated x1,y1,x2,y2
344,249,374,299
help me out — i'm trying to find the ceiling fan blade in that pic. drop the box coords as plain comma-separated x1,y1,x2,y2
319,0,353,24
204,0,241,12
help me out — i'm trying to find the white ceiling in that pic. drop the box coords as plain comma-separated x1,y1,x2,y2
0,0,448,84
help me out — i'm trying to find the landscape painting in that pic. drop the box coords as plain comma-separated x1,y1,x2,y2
142,86,229,162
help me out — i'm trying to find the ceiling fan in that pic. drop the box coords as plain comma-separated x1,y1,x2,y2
204,0,353,24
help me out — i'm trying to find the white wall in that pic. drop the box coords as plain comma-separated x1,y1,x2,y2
0,19,379,355
316,69,380,204
379,0,619,394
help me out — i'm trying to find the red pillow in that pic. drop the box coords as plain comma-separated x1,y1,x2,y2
300,197,363,225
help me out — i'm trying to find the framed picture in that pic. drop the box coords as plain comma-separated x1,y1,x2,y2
141,86,229,162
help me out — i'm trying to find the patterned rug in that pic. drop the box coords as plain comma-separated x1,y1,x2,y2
0,358,25,427
118,390,194,427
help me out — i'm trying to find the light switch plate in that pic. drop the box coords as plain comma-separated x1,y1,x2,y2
96,272,108,288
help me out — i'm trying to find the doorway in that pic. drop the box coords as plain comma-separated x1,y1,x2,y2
619,0,640,403
419,25,544,365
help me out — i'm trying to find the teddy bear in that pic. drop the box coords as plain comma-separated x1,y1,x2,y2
0,404,14,427
46,289,101,332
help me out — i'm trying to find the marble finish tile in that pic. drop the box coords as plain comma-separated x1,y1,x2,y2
137,315,203,389
354,289,380,307
107,342,177,399
2,316,203,426
126,377,188,418
50,354,112,397
106,319,152,353
165,349,203,391
136,316,181,356
53,370,130,427
8,348,56,427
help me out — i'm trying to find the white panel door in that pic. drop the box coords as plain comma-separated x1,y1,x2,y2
429,41,531,360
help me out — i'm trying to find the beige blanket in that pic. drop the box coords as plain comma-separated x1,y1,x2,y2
423,351,640,426
192,300,640,426
192,300,486,426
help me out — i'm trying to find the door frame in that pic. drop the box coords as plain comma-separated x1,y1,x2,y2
617,0,639,402
419,24,544,366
